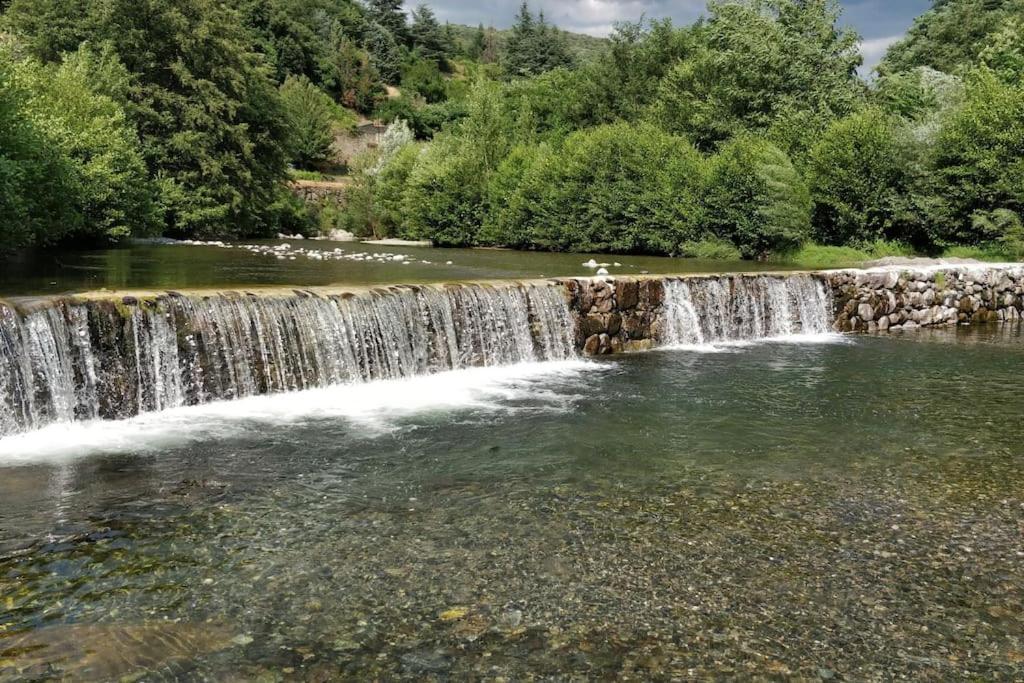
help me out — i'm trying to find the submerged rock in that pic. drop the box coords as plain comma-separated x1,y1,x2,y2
0,622,236,681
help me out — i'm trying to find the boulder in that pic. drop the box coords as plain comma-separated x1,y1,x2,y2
615,280,640,310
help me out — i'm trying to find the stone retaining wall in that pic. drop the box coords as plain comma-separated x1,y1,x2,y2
830,266,1024,332
562,277,666,354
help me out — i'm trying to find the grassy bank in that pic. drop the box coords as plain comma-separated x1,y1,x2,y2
772,241,1019,270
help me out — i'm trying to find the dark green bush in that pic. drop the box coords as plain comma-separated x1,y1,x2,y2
702,136,811,258
487,122,705,253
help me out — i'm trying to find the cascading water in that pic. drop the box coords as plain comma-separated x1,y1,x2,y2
0,283,577,438
660,275,832,345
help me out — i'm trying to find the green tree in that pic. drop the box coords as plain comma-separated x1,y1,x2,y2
808,108,928,247
0,50,80,246
279,75,339,168
231,0,365,87
324,30,384,112
504,2,575,78
402,82,513,245
872,66,964,119
881,0,1024,75
401,57,447,103
87,0,294,238
703,136,812,258
366,0,409,46
931,66,1024,244
650,0,863,154
365,20,403,84
3,0,300,239
974,208,1024,257
978,18,1024,81
486,123,705,253
468,24,487,60
582,19,701,125
0,42,157,246
0,0,91,62
409,4,449,68
340,121,418,239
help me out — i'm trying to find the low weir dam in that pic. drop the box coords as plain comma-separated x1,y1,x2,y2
1,265,1022,437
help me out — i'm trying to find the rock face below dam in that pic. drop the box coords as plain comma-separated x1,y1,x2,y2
1,264,1021,435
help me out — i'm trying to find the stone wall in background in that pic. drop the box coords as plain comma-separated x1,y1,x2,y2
829,266,1024,332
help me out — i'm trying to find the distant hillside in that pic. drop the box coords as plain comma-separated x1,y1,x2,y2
446,23,610,63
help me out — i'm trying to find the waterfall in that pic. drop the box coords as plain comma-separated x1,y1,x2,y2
0,283,576,438
661,275,831,345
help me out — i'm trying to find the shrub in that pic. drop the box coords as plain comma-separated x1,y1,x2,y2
2,44,157,245
400,82,514,246
491,122,705,253
702,136,811,258
375,143,422,238
678,238,742,260
931,68,1024,245
401,58,447,104
375,95,469,139
480,143,552,247
402,139,488,245
336,131,421,240
808,108,928,247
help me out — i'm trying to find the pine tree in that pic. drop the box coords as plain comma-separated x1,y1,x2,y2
365,20,403,84
504,2,574,77
279,75,338,169
469,24,487,60
366,0,409,46
444,22,459,58
409,4,449,67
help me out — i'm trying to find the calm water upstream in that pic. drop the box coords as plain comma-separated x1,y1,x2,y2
1,325,1022,680
0,241,810,296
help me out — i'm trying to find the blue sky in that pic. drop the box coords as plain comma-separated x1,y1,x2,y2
409,1,933,71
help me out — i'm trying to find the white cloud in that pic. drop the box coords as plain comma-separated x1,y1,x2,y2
859,34,904,73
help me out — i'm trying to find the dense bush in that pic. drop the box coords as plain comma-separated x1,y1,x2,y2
0,54,80,246
808,108,928,247
479,143,554,246
401,83,513,245
931,67,1024,245
401,139,490,246
0,45,156,246
485,123,704,253
401,58,447,103
702,136,812,258
375,96,469,139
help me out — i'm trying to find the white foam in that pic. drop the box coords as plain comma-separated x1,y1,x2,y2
0,361,602,466
660,333,852,354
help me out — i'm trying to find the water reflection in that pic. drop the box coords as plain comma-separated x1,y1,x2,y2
0,241,814,296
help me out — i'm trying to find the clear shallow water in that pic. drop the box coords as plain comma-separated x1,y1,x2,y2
0,241,807,296
1,327,1023,679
